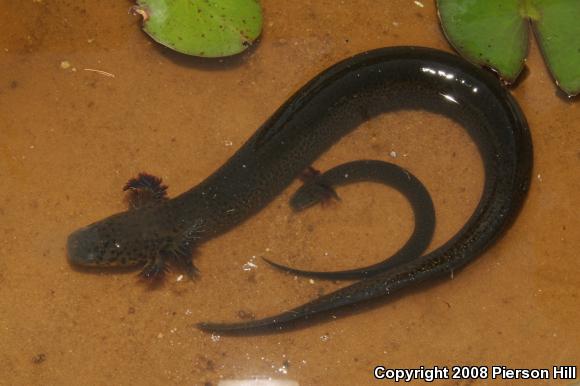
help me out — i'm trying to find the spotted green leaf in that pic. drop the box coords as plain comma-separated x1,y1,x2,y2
531,0,580,96
437,0,528,83
134,0,263,58
437,0,580,96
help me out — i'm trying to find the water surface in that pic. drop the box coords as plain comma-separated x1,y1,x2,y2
1,1,578,384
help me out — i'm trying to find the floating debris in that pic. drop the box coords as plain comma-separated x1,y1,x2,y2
83,68,115,78
32,353,46,364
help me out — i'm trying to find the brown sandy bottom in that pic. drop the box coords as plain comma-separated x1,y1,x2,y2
0,0,578,385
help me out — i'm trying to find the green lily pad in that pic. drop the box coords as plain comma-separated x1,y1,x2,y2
437,0,580,96
532,0,580,96
437,0,528,82
134,0,263,58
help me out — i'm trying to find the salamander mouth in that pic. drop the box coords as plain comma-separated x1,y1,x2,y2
67,227,102,266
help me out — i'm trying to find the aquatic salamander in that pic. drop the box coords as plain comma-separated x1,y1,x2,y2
67,46,533,332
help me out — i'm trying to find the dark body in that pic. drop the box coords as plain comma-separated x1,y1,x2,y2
266,160,436,280
67,47,533,332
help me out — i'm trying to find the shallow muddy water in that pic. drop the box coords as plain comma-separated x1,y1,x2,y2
0,0,578,385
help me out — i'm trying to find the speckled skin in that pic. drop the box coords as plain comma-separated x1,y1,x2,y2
67,47,533,332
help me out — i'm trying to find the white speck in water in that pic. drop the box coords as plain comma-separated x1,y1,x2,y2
157,333,164,339
60,60,71,69
242,261,257,271
344,173,349,178
242,256,258,271
184,309,192,315
320,334,330,342
211,333,221,342
309,279,315,284
114,242,121,249
176,274,184,282
389,150,397,158
392,21,400,27
277,364,289,375
537,173,542,182
224,140,233,147
414,1,424,8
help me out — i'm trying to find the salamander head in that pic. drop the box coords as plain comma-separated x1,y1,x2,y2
67,212,151,268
